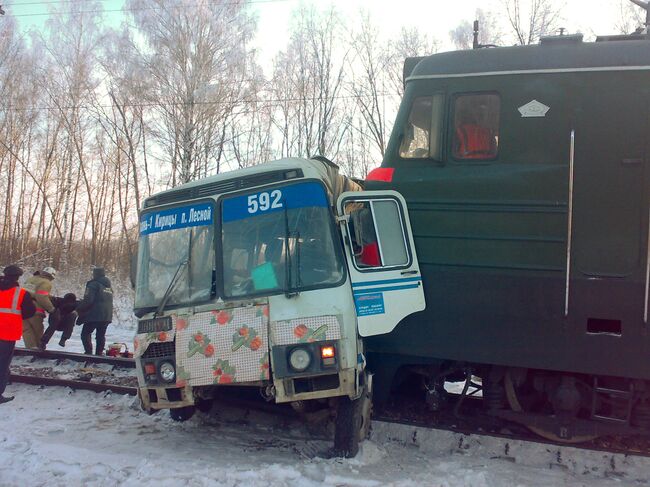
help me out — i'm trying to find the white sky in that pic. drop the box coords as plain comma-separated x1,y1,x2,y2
5,0,637,70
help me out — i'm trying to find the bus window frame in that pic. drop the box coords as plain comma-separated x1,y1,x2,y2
135,198,217,315
217,178,347,300
340,194,414,274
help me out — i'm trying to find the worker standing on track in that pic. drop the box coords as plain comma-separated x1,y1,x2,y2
77,267,113,356
0,265,36,404
22,267,57,349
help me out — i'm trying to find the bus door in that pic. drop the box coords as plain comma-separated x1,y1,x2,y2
337,190,426,337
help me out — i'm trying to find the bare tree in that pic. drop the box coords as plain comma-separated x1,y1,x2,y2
386,27,440,99
126,0,258,185
502,0,564,45
450,9,504,50
270,4,349,160
348,12,391,159
615,0,647,34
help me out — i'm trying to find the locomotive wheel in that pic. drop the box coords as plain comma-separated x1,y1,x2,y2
504,370,597,444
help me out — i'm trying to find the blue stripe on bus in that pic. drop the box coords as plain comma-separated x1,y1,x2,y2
351,276,421,288
353,284,421,296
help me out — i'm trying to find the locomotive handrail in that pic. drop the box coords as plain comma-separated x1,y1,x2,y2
565,130,576,316
644,208,650,323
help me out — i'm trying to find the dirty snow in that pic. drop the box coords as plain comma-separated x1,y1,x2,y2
7,271,650,485
1,383,650,486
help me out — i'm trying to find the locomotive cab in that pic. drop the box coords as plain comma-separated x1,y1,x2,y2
366,31,650,441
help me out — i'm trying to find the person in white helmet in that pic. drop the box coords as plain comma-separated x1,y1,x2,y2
22,267,58,349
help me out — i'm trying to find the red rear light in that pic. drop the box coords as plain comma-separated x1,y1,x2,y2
366,167,394,182
144,363,156,375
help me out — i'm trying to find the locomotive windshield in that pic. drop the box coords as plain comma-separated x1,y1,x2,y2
221,181,344,298
135,202,215,312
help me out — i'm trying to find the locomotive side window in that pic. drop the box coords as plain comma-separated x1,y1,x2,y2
452,93,500,160
399,94,444,160
344,199,409,270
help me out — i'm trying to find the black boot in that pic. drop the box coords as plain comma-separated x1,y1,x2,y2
0,395,14,404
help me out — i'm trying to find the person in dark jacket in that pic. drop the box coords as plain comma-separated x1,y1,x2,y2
77,267,113,355
40,293,78,350
0,265,36,404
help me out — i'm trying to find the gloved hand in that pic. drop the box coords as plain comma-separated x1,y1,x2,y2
48,308,61,327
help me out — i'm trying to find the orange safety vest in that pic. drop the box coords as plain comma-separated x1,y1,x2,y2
455,124,496,159
0,286,26,341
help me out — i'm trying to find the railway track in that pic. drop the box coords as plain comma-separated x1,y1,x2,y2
10,348,650,458
10,347,137,396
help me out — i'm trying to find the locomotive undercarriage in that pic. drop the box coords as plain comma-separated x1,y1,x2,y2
394,363,650,443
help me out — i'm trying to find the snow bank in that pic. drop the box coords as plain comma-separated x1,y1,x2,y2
1,383,649,486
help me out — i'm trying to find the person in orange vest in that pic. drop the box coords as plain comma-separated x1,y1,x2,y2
0,265,36,404
454,105,497,159
22,267,57,349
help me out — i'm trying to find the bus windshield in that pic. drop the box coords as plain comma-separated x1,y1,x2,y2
221,181,344,298
135,202,215,312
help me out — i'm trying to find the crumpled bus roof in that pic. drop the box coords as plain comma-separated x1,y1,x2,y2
143,157,361,209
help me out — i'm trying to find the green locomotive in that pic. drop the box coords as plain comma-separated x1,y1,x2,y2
365,25,650,441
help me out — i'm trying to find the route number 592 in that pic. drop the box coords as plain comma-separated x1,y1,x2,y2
247,190,283,214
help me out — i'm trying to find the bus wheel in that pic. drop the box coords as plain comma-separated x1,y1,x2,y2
333,373,373,458
170,406,195,422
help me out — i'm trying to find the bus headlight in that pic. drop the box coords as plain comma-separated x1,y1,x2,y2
159,362,176,383
288,348,311,372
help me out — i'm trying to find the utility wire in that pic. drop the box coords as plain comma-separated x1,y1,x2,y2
3,0,293,18
0,91,400,113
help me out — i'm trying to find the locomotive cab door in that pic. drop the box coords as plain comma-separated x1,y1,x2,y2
568,77,648,329
337,190,425,337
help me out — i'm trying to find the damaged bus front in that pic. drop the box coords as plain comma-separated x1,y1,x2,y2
133,157,424,456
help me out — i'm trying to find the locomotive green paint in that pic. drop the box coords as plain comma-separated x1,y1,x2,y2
365,38,650,392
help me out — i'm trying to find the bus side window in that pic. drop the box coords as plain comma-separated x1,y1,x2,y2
344,199,409,270
399,94,444,161
452,93,500,160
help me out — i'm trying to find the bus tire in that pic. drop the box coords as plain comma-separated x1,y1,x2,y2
333,373,372,458
170,406,195,422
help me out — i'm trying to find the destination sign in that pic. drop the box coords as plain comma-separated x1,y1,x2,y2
222,181,328,223
140,202,214,235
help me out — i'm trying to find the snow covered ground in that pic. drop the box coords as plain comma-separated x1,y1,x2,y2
1,383,650,486
8,269,650,485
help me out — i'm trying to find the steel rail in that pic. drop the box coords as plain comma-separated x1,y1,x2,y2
10,373,137,396
13,347,135,368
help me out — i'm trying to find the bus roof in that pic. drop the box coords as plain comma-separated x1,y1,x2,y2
143,157,361,209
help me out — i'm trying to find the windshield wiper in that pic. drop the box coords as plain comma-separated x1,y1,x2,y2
154,259,188,318
283,204,300,298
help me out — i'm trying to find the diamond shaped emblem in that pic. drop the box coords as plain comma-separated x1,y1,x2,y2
518,100,550,118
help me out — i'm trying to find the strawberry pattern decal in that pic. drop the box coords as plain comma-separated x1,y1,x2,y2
176,366,191,388
188,332,215,358
270,315,341,348
294,324,328,343
210,310,232,326
259,352,270,381
175,305,269,386
212,359,236,384
231,325,262,352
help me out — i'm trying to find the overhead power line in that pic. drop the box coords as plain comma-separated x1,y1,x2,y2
0,91,400,113
3,0,293,18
